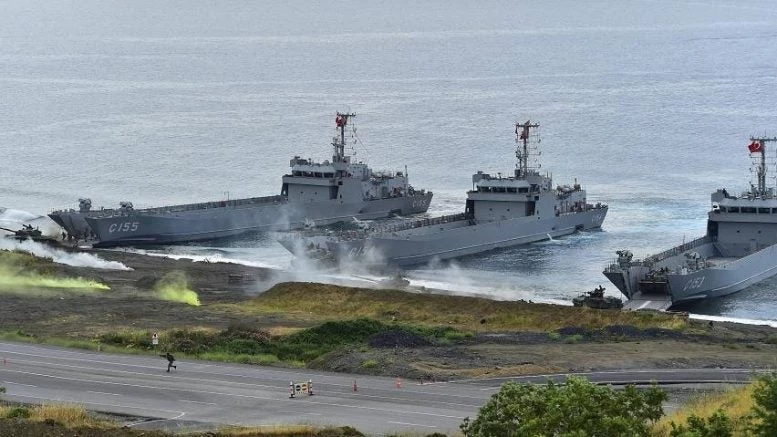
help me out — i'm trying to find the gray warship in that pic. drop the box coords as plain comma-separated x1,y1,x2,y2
49,112,432,247
603,136,777,309
280,119,608,267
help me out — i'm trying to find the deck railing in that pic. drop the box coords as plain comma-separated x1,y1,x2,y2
372,212,469,234
643,235,712,264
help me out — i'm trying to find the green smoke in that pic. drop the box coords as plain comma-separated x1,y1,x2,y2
154,271,200,306
0,266,109,293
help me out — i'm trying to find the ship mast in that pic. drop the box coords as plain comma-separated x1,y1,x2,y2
749,136,777,197
515,119,540,178
333,112,355,163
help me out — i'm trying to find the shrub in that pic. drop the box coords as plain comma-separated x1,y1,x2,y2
461,376,667,437
361,359,378,369
286,319,386,346
563,334,584,344
748,373,777,436
6,407,30,418
670,410,733,437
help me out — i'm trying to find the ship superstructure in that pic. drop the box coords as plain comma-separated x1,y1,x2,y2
50,112,432,247
604,136,777,308
280,119,608,267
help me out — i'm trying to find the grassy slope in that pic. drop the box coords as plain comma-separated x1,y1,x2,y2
236,282,688,332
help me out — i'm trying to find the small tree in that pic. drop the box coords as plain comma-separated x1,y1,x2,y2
670,410,733,437
460,376,667,437
748,373,777,436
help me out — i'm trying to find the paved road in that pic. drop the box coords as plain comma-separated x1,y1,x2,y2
0,341,765,435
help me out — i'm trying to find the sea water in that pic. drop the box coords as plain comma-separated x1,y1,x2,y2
1,0,777,321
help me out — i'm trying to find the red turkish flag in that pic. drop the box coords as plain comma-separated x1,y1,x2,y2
749,141,763,153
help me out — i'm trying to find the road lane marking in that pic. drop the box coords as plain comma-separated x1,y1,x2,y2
87,391,121,396
128,411,187,427
2,381,37,387
180,399,217,405
388,421,438,428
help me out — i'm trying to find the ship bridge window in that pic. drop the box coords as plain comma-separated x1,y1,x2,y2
729,207,740,213
742,207,756,213
293,171,302,176
772,208,777,214
507,187,517,193
758,208,770,214
314,172,322,177
518,187,528,193
324,172,334,178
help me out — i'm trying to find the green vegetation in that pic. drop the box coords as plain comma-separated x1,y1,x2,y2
461,376,667,436
460,373,777,436
239,282,688,332
669,410,733,437
748,373,777,436
95,319,472,365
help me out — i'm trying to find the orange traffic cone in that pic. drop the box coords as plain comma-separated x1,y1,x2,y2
308,379,314,396
289,381,295,398
395,377,403,388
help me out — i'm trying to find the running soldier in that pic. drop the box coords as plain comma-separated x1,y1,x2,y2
160,352,177,372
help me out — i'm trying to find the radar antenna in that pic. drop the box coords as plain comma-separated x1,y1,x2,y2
514,119,540,178
333,112,355,163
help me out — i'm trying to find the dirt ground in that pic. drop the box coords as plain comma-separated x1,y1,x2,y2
3,247,777,381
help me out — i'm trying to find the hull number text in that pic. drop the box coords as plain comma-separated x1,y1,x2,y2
109,222,139,233
682,276,705,292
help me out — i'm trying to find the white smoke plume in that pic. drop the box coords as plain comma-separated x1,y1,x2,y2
0,238,132,271
0,207,43,223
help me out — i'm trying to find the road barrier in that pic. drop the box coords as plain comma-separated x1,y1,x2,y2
289,379,314,398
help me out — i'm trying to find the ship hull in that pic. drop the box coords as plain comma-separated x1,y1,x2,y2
48,211,96,239
86,193,432,247
603,240,777,308
666,243,777,306
325,207,607,267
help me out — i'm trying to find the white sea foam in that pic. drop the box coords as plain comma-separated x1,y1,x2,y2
0,239,131,271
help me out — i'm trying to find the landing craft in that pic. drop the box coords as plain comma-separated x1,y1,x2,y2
49,112,433,247
280,118,608,267
604,136,777,309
